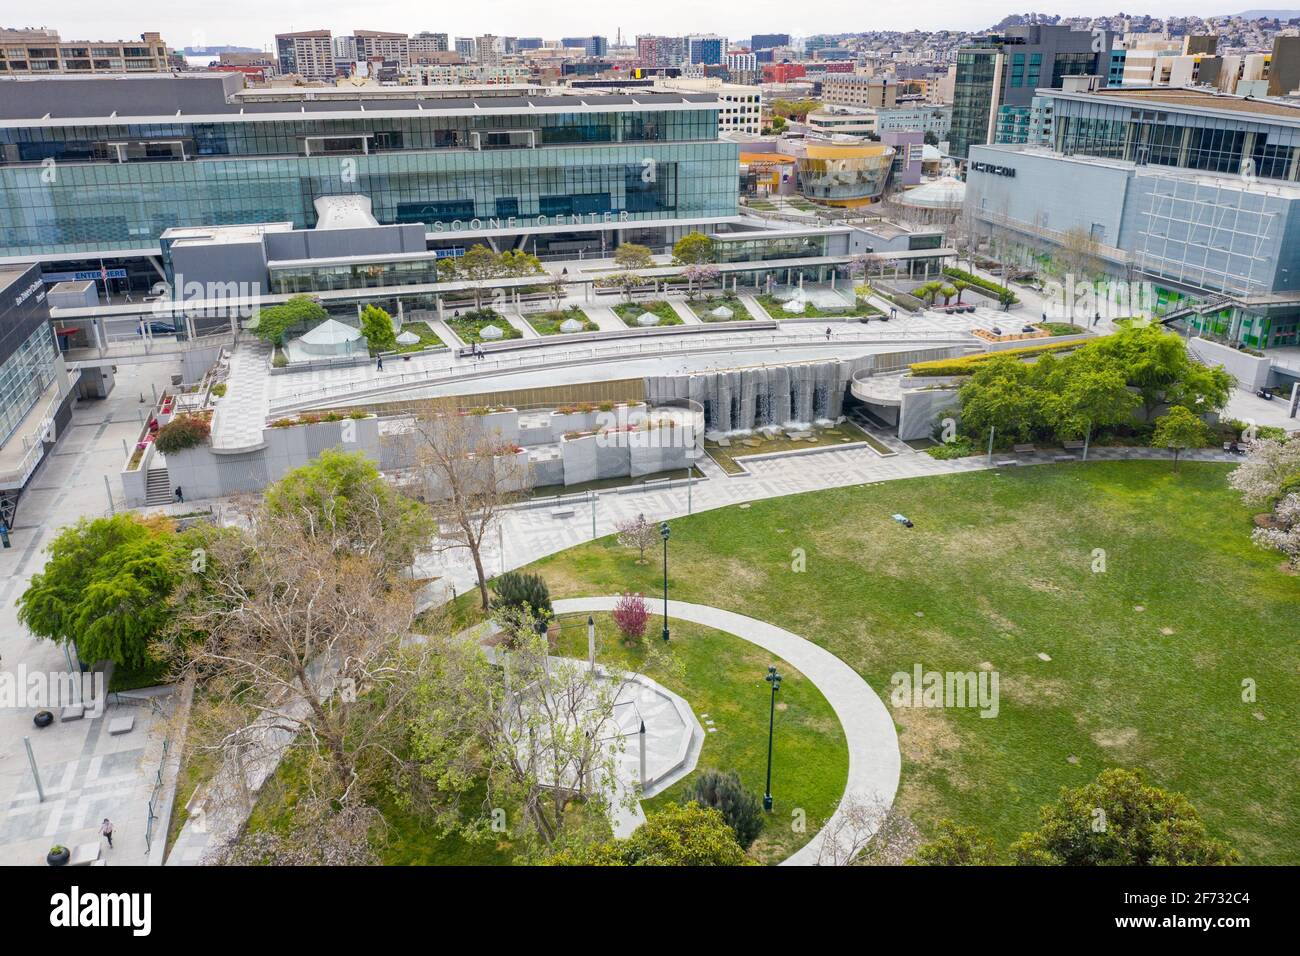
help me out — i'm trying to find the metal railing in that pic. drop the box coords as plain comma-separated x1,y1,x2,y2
144,736,170,855
271,327,977,412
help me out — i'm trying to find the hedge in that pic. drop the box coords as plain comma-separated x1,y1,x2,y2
910,340,1086,376
942,267,1019,304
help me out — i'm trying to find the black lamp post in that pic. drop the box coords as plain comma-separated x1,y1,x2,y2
660,521,671,643
763,665,781,811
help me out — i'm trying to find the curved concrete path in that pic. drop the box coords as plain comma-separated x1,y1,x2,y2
552,596,901,866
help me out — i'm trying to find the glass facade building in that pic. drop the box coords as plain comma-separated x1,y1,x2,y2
1048,89,1300,182
0,78,737,258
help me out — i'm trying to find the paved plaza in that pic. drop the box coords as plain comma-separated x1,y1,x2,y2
0,361,182,866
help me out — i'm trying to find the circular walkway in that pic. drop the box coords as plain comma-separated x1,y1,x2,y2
552,596,901,866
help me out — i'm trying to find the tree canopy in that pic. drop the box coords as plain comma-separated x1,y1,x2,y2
672,232,715,266
252,295,327,346
359,304,396,354
18,513,200,668
544,802,752,866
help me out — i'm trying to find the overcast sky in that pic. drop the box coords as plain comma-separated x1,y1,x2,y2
20,3,1256,51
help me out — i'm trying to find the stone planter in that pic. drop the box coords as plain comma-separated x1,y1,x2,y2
47,846,70,866
33,710,54,728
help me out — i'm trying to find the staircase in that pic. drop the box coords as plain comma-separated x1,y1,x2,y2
144,467,172,507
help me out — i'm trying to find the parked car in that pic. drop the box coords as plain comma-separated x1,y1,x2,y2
137,321,176,336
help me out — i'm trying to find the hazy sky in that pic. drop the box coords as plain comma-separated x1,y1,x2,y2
20,3,1257,51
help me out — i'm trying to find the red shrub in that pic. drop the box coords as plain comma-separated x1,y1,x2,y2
612,592,650,642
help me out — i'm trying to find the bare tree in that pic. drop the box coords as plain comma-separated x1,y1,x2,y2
406,605,680,851
397,403,529,610
170,510,422,807
816,792,922,866
210,796,386,866
615,513,658,564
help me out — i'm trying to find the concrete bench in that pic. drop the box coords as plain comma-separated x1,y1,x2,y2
69,842,101,866
107,715,135,735
1012,443,1037,454
1053,454,1076,462
995,458,1019,467
549,507,577,519
60,704,86,721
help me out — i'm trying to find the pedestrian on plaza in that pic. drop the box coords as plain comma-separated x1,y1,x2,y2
174,486,184,504
825,326,832,341
1093,311,1101,327
377,355,384,371
101,818,114,848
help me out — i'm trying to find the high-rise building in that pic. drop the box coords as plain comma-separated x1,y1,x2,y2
0,28,171,75
454,37,476,59
410,32,449,54
562,37,608,57
950,24,1112,158
821,74,899,109
515,38,544,51
750,34,790,51
275,29,335,81
354,30,410,69
687,34,727,66
475,35,501,66
636,35,686,68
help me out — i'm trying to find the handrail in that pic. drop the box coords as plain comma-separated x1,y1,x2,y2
271,327,977,412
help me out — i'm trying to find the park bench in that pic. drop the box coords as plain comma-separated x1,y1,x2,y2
1053,454,1075,462
995,458,1018,467
1062,440,1085,451
69,843,101,866
549,507,577,519
1013,443,1037,455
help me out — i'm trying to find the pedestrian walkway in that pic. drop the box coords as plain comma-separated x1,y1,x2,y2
552,596,901,867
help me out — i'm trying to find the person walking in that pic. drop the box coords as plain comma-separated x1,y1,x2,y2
825,326,832,341
100,818,114,849
376,355,384,371
174,486,184,504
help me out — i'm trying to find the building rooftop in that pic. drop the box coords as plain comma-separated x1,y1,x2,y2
0,73,721,123
1068,86,1300,120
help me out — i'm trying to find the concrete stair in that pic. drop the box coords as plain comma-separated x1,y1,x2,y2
144,467,172,507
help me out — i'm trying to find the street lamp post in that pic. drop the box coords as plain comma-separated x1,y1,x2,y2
660,521,671,643
763,665,781,811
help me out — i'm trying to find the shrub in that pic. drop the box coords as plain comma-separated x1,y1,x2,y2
210,382,227,398
926,437,974,460
154,414,210,454
611,592,649,642
491,571,552,622
910,340,1085,376
680,770,765,849
942,267,1019,304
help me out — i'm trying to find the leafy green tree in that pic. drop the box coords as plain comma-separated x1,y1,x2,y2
252,295,327,346
1090,324,1231,420
497,249,544,278
680,770,764,849
359,305,396,354
459,244,504,308
940,283,957,305
957,356,1044,443
672,232,715,266
490,570,552,625
614,242,654,271
154,414,210,454
18,514,197,668
951,279,969,303
545,802,752,866
263,448,433,576
1152,405,1209,471
1011,768,1238,865
913,820,1000,865
1042,352,1139,440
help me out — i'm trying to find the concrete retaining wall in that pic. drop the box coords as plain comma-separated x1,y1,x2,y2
1190,337,1271,391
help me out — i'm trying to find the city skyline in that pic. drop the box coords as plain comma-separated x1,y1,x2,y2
10,2,1260,51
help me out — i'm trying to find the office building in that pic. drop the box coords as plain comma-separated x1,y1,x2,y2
275,29,335,81
410,32,449,55
562,37,609,58
750,34,790,51
687,35,727,67
354,30,410,69
965,86,1300,350
454,37,476,59
950,24,1112,158
821,74,899,109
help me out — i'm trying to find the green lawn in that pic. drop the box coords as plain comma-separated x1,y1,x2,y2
613,300,683,327
393,322,446,354
525,307,598,336
757,293,882,320
523,461,1300,864
446,311,522,345
551,613,847,863
688,295,754,323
